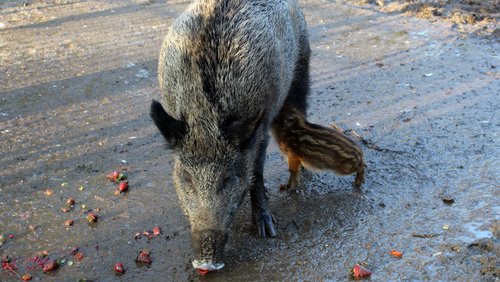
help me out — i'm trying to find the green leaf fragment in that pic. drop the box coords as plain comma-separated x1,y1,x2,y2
117,173,127,181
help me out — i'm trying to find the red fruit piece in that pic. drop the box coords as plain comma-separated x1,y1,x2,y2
22,274,32,281
114,262,124,273
87,213,98,223
390,250,403,258
153,226,161,236
107,171,120,182
74,253,84,261
42,260,58,272
136,250,152,264
352,264,372,279
119,181,128,192
197,268,210,275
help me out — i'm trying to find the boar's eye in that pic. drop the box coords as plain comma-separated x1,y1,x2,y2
222,175,231,187
183,170,193,185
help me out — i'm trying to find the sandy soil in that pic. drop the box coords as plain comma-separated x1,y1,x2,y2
1,0,499,281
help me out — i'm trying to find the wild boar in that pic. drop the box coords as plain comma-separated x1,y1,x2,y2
150,0,364,272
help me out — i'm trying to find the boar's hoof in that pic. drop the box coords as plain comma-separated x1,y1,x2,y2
192,260,225,271
254,209,277,238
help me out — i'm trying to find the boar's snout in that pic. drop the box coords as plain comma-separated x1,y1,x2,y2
191,229,228,271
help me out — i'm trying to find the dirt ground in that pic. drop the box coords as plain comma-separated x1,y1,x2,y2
0,0,498,281
344,0,500,37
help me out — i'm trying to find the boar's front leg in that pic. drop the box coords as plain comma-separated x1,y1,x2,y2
250,134,277,238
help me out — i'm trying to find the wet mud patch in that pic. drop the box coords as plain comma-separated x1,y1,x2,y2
205,186,372,280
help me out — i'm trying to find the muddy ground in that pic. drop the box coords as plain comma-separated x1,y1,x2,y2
0,0,499,281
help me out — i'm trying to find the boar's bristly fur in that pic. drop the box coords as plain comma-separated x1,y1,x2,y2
150,0,365,271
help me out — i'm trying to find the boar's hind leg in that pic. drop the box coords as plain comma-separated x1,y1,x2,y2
250,134,277,238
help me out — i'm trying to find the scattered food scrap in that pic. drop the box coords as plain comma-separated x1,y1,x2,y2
44,189,55,196
135,226,162,240
66,198,76,206
390,250,403,258
1,256,18,275
351,264,372,279
119,181,128,192
197,268,210,275
107,171,127,183
22,274,32,281
64,220,74,226
42,260,58,272
74,253,84,261
114,262,124,273
153,226,161,236
136,250,152,264
86,213,98,223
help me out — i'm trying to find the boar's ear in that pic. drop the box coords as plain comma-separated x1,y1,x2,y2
150,100,187,147
223,110,264,150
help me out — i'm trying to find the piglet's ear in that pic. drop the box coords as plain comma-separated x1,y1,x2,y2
150,100,187,147
223,110,264,150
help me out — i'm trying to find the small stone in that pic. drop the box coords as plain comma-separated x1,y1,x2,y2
135,69,149,78
442,196,455,205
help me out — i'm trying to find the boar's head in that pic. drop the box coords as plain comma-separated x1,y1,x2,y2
150,100,263,271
